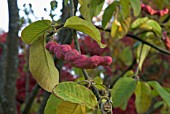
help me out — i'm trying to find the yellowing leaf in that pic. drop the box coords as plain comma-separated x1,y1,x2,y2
29,37,59,92
64,16,106,48
137,44,150,71
111,20,118,37
21,20,52,44
57,101,86,114
45,94,86,114
135,81,152,113
52,82,98,109
111,17,131,39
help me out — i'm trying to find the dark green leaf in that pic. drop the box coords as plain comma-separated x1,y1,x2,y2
148,81,170,107
120,0,130,18
102,1,119,29
119,47,133,66
111,77,137,108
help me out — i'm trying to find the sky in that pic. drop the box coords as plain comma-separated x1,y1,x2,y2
0,0,62,32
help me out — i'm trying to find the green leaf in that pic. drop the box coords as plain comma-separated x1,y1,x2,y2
29,37,59,92
153,101,164,110
119,47,133,66
135,81,152,113
50,1,58,11
148,81,170,107
93,77,106,90
57,101,86,114
102,1,119,29
123,70,134,77
120,0,130,18
146,20,162,36
78,0,104,22
52,82,98,109
137,44,150,71
44,94,63,114
131,17,149,29
129,0,141,16
21,20,52,44
111,77,137,108
64,16,106,48
120,101,128,110
94,77,103,84
45,94,86,114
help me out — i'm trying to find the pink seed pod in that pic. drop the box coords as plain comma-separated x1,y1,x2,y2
64,49,81,62
141,3,169,16
46,42,112,69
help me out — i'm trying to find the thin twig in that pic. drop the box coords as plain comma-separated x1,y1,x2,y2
95,26,170,55
110,59,136,88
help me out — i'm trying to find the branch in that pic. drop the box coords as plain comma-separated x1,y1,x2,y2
110,59,136,88
126,34,170,55
37,91,51,114
95,26,170,55
22,83,40,114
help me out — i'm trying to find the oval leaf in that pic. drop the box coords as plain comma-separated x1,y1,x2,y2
57,101,86,114
52,82,98,109
135,81,152,113
29,37,59,92
102,1,119,29
44,94,63,114
45,94,86,114
129,0,141,16
148,81,170,107
146,19,162,36
111,77,137,108
137,44,150,71
119,47,133,66
79,0,104,22
120,0,130,18
64,16,106,48
131,17,149,29
21,20,52,44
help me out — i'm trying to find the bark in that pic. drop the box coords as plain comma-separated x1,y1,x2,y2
0,0,19,114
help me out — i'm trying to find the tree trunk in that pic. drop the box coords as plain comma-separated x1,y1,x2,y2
0,0,19,114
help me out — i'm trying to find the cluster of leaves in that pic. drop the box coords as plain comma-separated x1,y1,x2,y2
19,0,170,114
